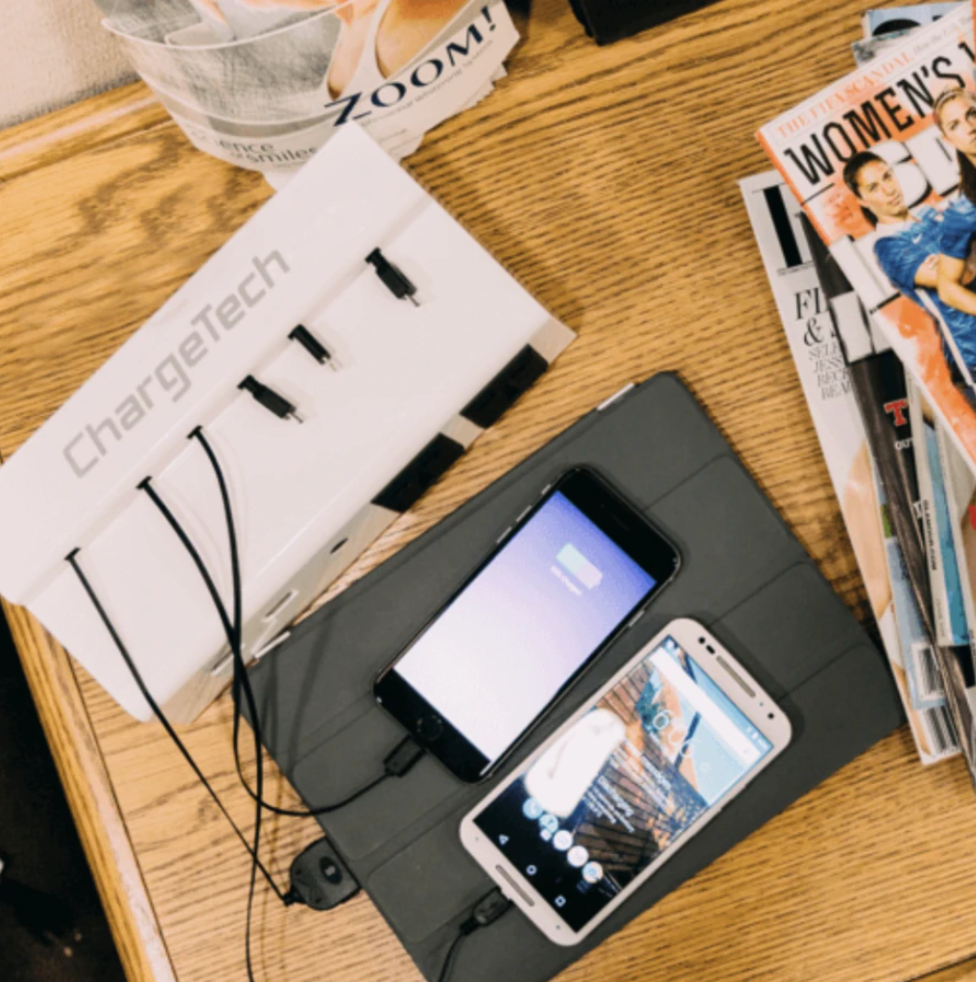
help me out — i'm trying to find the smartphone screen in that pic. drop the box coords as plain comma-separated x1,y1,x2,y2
471,634,774,933
375,469,679,781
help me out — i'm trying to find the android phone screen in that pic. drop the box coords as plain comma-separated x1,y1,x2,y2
473,636,773,931
395,491,658,769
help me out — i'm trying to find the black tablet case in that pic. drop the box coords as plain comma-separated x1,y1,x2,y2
248,373,904,982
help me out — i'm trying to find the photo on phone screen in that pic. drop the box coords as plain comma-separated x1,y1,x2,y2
374,468,680,782
460,624,791,944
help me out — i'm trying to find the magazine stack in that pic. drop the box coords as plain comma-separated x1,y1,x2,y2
743,2,976,784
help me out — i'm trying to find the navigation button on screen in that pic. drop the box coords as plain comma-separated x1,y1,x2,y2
523,798,543,820
568,846,588,867
582,861,603,884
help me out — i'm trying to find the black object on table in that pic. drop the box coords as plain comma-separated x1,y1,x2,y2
568,0,720,44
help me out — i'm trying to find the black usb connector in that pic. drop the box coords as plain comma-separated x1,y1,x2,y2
239,375,303,423
366,247,420,306
459,888,512,934
289,324,336,368
383,735,426,777
438,887,513,982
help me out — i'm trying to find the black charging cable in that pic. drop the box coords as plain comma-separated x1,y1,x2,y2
66,423,426,982
65,548,294,982
142,428,426,817
437,888,513,982
135,429,426,978
234,735,425,817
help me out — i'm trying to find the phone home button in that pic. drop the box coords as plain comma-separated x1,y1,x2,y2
416,714,444,741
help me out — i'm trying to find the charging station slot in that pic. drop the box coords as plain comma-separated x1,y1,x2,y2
372,433,465,513
264,589,298,621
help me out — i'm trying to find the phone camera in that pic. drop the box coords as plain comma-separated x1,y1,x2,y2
767,712,774,720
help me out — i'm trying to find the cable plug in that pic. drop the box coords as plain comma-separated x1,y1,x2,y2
459,888,512,935
366,248,420,306
239,375,303,423
284,838,360,912
289,325,338,369
437,887,514,981
383,735,426,777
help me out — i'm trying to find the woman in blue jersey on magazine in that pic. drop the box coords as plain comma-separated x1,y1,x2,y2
842,151,941,304
933,86,976,378
844,146,976,381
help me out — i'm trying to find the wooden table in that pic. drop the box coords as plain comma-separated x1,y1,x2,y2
3,0,976,980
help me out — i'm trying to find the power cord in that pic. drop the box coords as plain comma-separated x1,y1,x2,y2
143,428,426,817
135,426,426,975
235,734,425,817
66,422,426,982
66,547,296,982
63,262,434,977
437,888,513,982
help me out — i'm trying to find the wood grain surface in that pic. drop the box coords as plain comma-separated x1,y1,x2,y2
3,0,976,980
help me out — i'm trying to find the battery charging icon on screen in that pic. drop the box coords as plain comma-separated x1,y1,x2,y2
556,544,603,589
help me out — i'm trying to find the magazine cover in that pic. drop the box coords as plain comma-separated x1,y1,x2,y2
904,380,976,740
909,378,972,650
739,170,956,762
798,213,934,631
937,421,976,665
799,185,976,775
93,0,518,174
852,32,913,68
910,389,976,784
934,423,976,767
854,5,962,67
879,473,975,769
862,3,961,39
757,4,976,480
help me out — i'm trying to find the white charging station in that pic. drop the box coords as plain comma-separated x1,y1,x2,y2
0,124,574,723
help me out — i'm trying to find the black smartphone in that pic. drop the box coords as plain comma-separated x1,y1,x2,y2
374,467,680,782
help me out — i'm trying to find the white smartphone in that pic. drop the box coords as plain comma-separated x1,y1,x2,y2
459,618,792,946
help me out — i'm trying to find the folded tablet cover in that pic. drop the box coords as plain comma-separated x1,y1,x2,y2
248,373,903,982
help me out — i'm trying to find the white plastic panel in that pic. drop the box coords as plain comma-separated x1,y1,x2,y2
0,124,425,604
0,124,574,720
